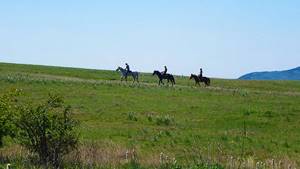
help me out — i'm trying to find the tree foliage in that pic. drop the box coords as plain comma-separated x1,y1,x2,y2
0,89,20,147
0,91,80,168
15,94,79,168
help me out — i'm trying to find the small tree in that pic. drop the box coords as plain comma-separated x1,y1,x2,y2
16,94,79,168
0,89,20,147
0,94,11,147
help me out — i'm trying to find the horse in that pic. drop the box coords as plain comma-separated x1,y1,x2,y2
116,67,139,83
189,74,210,86
189,74,201,86
152,70,175,86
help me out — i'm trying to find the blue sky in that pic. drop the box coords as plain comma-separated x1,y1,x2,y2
0,1,299,78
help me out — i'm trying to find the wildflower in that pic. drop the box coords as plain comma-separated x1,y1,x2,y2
125,150,129,160
172,157,177,165
160,152,164,164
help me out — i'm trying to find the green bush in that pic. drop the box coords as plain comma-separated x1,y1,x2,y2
0,89,20,147
15,94,79,168
155,115,174,126
128,112,138,121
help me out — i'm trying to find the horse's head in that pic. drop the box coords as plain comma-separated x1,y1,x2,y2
190,74,198,80
152,70,159,76
116,67,121,71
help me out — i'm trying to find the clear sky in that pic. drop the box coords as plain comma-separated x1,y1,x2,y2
0,1,299,78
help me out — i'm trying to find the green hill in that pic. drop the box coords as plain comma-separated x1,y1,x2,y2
1,62,300,167
239,67,300,80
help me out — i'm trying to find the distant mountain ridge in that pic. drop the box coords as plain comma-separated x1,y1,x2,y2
239,67,300,80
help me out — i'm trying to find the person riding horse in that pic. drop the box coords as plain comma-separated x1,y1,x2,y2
125,63,132,76
116,66,139,83
199,68,203,78
161,66,168,76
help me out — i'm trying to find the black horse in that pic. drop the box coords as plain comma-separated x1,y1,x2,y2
152,70,175,86
189,74,210,86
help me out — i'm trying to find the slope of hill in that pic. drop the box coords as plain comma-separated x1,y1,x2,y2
239,67,300,80
1,62,300,167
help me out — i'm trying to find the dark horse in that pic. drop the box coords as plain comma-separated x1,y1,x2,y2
189,74,210,86
152,70,175,86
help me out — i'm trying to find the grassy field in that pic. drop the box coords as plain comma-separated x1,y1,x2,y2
1,62,300,168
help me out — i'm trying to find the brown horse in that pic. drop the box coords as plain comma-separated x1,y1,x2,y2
189,74,210,86
153,70,175,86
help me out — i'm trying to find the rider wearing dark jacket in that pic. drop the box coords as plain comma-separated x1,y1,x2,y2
125,63,131,76
199,68,203,78
162,66,167,75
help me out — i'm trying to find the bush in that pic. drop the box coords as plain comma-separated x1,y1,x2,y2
0,95,11,147
155,115,174,126
15,94,79,168
128,112,138,121
0,89,20,147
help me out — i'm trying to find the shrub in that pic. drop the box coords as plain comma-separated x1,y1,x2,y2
15,94,79,168
147,114,153,122
0,89,20,147
128,112,138,121
155,115,174,126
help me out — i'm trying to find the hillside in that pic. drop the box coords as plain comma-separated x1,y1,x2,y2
239,67,300,80
1,62,300,167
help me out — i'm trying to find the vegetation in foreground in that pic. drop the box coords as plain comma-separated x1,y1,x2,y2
0,62,300,168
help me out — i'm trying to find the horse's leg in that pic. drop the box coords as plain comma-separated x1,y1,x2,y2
135,74,139,83
133,75,138,82
132,76,135,83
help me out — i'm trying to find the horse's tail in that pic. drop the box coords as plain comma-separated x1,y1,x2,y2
136,72,139,83
172,76,176,84
207,78,210,86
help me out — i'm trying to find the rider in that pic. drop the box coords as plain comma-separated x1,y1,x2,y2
162,66,168,76
125,63,131,76
199,68,203,78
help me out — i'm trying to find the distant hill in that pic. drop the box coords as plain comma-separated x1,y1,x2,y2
239,67,300,80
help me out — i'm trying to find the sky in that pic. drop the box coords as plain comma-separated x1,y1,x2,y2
0,0,300,78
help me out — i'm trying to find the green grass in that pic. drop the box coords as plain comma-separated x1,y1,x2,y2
1,62,300,167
